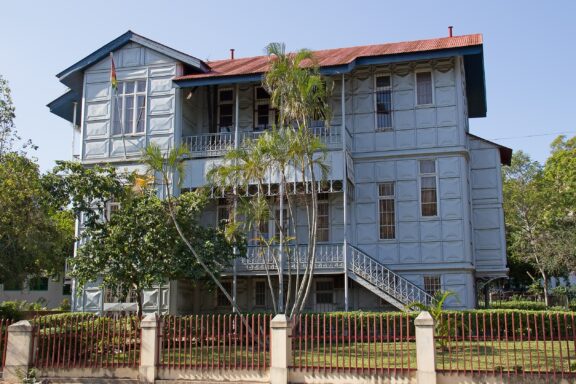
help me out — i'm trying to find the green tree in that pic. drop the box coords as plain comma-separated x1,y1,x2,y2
73,190,233,317
48,160,236,316
142,144,244,314
502,149,575,306
0,75,35,155
0,153,73,284
208,43,332,317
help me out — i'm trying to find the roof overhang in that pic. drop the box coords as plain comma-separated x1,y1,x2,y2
173,45,487,118
468,133,512,166
47,90,81,124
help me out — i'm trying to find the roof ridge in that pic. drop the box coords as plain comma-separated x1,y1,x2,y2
205,33,483,64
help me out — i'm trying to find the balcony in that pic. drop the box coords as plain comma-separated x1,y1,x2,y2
182,127,345,158
228,243,344,275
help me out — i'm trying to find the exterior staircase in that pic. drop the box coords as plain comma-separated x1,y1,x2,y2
233,243,434,310
347,245,434,310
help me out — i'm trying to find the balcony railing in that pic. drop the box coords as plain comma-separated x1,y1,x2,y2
182,127,342,158
234,243,344,273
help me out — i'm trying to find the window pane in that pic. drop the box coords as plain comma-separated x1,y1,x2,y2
256,87,269,100
416,72,433,105
419,160,436,174
137,80,146,93
379,182,396,239
136,95,146,133
29,277,49,291
219,89,233,102
125,81,135,94
424,275,441,296
255,281,266,306
125,95,134,133
379,182,395,197
217,282,232,306
421,176,436,189
317,199,329,242
375,76,392,129
256,104,269,128
316,281,334,304
376,75,390,88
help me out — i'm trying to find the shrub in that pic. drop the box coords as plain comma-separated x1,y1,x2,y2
0,301,25,320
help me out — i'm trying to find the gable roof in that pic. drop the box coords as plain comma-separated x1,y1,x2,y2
56,30,209,88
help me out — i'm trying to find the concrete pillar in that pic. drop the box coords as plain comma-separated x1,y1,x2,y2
270,314,292,384
4,320,34,383
139,314,158,384
415,311,437,384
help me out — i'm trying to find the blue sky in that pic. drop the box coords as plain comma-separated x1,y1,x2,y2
1,0,575,171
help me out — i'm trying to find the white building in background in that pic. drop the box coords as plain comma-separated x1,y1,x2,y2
49,30,510,313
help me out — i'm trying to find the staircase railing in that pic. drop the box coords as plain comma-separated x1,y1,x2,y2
237,243,344,272
347,245,434,306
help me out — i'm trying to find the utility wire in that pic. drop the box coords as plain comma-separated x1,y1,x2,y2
490,131,576,141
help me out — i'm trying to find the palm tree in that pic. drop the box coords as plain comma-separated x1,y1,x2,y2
208,43,332,318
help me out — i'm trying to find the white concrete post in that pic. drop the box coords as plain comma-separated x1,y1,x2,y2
139,314,159,384
4,320,34,383
415,311,437,384
270,314,292,384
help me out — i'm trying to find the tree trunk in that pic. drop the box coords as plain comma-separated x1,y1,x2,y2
136,289,143,318
542,272,550,307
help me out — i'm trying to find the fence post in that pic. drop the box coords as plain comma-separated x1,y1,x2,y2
270,314,292,384
415,311,437,384
3,320,34,383
139,314,158,384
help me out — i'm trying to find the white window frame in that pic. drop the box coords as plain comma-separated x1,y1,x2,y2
378,182,396,240
374,73,393,131
253,280,267,307
217,88,235,132
415,70,434,106
418,159,439,218
423,275,442,296
112,80,147,136
254,86,275,131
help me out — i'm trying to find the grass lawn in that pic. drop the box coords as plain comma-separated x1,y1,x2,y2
156,339,576,374
437,340,576,373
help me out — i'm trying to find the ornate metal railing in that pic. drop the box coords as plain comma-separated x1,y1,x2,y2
182,127,342,158
236,243,344,273
229,241,432,308
348,245,434,306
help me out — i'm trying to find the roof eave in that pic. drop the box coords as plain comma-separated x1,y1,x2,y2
47,90,81,123
56,31,209,87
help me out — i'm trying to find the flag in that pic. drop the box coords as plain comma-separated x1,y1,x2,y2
110,53,118,92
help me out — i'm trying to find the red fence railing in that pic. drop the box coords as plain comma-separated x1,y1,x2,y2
1,318,13,371
437,312,576,378
291,313,416,374
33,314,141,369
158,314,271,370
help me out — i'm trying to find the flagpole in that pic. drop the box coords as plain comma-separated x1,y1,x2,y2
110,52,128,159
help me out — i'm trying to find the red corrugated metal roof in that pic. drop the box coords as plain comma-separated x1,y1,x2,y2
177,34,482,81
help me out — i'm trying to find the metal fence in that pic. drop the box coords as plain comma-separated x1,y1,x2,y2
33,314,141,369
158,314,271,371
436,312,576,379
0,318,12,372
291,313,416,374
